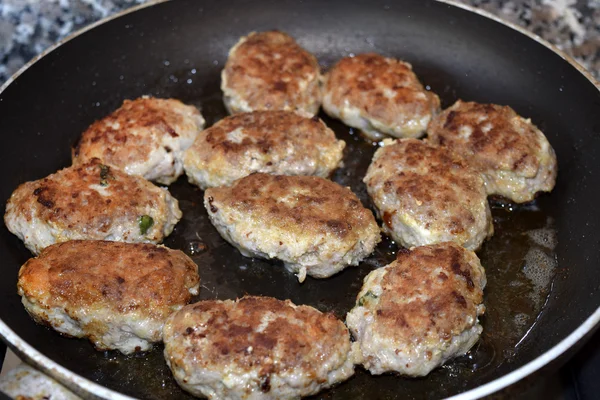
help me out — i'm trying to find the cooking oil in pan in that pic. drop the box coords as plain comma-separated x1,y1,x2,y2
448,202,558,376
323,115,560,378
83,97,558,399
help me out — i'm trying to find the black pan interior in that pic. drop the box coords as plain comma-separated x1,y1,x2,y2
1,0,600,399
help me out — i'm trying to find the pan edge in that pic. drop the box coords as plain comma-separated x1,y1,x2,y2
0,1,598,399
436,0,600,90
0,319,133,400
0,0,170,96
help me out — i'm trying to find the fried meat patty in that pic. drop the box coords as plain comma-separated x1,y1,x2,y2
18,240,199,354
73,96,205,185
346,242,486,376
364,139,493,250
163,296,354,399
4,159,181,254
221,31,321,117
322,53,440,140
183,111,345,189
204,174,380,282
427,101,557,203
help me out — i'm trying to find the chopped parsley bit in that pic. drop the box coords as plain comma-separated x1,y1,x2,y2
358,291,378,306
139,215,154,235
99,164,111,186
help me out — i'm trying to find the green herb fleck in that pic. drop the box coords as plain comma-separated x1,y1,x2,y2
139,215,154,235
358,291,378,306
99,164,111,186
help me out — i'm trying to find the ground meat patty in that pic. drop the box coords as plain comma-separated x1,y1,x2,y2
346,242,486,377
4,159,181,255
322,53,440,141
18,240,199,354
221,31,321,117
183,111,345,189
163,296,354,399
364,138,493,251
427,100,557,203
204,173,380,282
72,96,205,185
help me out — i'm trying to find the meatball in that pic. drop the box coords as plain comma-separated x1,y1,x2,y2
346,242,486,376
204,173,380,282
17,240,200,354
364,138,493,250
183,111,345,189
427,101,557,203
4,159,181,255
163,296,354,399
72,96,205,185
221,31,321,117
322,53,440,141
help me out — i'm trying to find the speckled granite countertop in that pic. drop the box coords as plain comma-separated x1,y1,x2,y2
0,0,599,84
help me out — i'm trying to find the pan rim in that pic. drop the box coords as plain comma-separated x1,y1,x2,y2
0,0,598,399
438,0,600,90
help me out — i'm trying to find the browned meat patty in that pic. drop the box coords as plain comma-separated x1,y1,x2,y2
183,111,345,189
204,173,380,282
221,31,321,117
18,240,199,354
73,96,205,185
4,159,181,254
322,53,440,140
346,242,486,376
427,100,557,203
163,296,354,399
364,138,493,250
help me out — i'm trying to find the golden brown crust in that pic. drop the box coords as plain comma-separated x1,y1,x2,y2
222,31,321,115
205,173,374,241
323,53,440,138
165,296,350,376
183,111,345,188
26,161,149,228
201,111,337,156
72,97,203,184
428,101,541,175
364,139,492,249
18,240,199,320
374,242,485,342
5,158,179,249
427,101,557,202
73,98,197,162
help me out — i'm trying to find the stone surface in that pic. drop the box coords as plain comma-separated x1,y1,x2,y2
0,0,597,84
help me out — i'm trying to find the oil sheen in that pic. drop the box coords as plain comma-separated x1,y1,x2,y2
89,95,558,400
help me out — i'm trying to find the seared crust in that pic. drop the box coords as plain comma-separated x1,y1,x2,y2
221,31,321,117
322,53,440,140
4,159,181,254
204,174,380,282
163,296,354,399
183,111,345,189
346,242,486,376
427,101,557,203
18,240,199,354
73,97,205,185
364,138,493,250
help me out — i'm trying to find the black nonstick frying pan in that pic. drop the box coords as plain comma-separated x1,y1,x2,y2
1,0,599,399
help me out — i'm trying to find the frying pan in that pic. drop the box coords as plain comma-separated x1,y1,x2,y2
1,0,599,399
